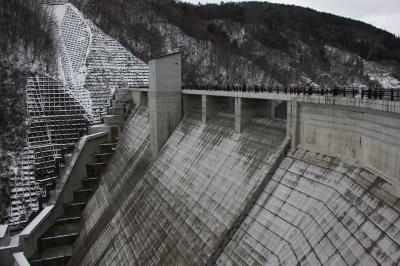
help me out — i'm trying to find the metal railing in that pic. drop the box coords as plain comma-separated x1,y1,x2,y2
182,85,400,101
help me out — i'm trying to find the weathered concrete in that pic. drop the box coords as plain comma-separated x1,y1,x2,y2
297,103,400,182
202,95,232,124
149,52,182,156
0,225,9,246
12,252,29,266
70,107,287,265
218,148,400,265
287,99,300,148
275,100,287,120
183,89,400,114
183,94,201,116
131,90,148,107
235,98,274,133
69,106,152,266
18,132,109,260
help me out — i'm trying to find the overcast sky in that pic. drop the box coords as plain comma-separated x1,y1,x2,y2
182,0,400,36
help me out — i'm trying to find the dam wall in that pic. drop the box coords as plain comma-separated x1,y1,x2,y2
43,52,399,265
67,53,399,265
294,102,400,182
70,106,287,265
218,148,400,265
76,106,151,245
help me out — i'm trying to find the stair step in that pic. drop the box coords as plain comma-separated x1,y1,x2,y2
88,124,121,142
109,107,125,116
93,153,113,163
81,178,99,189
64,201,87,216
86,163,105,178
73,188,94,202
30,245,72,266
38,222,80,250
55,214,81,225
102,115,124,125
100,143,117,154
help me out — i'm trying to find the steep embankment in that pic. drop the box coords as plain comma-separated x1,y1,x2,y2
70,106,287,265
73,0,400,87
218,149,400,265
0,0,56,222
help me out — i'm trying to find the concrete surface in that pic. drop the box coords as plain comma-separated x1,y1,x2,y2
297,103,400,182
69,107,287,265
149,52,182,156
218,148,400,265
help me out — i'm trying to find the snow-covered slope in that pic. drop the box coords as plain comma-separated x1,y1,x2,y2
78,0,400,87
50,3,149,122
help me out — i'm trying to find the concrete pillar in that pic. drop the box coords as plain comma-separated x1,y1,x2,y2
202,95,231,124
270,100,276,119
149,52,182,156
235,98,243,133
202,95,208,124
235,98,273,133
287,99,299,149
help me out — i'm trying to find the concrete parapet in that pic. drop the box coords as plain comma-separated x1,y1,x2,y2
18,132,109,259
149,52,182,156
183,89,400,114
0,225,9,246
13,252,30,266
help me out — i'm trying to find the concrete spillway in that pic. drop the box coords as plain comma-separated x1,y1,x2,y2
68,98,400,265
218,149,400,265
70,107,287,265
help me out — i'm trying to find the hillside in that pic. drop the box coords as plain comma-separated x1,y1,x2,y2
0,0,56,222
72,0,400,87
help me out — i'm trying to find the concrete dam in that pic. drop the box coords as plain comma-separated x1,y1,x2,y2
1,4,400,266
1,51,398,266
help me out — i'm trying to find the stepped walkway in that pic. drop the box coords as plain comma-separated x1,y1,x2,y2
27,89,135,266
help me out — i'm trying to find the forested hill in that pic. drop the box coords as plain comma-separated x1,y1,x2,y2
73,0,400,87
0,0,56,222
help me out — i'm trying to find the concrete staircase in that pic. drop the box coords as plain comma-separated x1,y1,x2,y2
29,90,133,266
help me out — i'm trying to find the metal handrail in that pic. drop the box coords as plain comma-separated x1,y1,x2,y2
182,85,400,101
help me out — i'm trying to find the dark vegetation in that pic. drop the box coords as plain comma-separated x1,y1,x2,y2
0,0,56,222
73,0,400,85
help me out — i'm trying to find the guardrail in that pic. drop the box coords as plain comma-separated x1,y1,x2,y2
182,85,400,101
